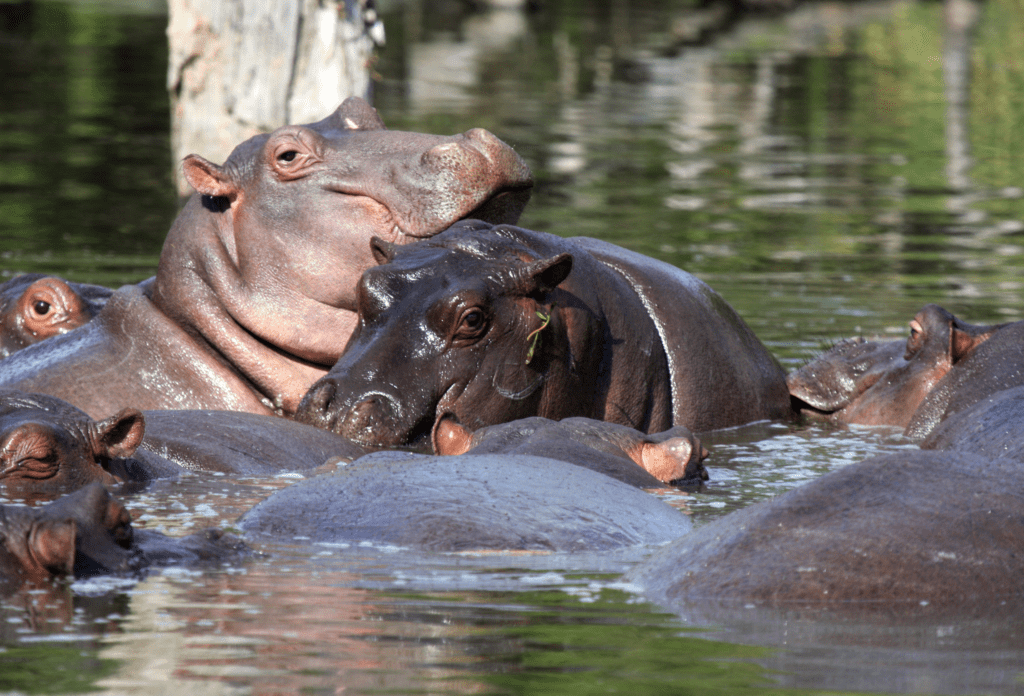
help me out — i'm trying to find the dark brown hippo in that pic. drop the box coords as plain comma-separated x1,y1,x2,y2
0,274,112,359
296,220,791,444
787,304,1024,438
0,390,364,500
0,98,533,419
432,415,709,487
0,483,247,593
238,452,693,552
625,449,1024,614
920,383,1024,463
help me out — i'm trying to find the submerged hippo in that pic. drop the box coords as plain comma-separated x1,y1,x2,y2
239,452,693,552
297,220,791,444
0,483,247,592
787,304,1024,438
626,450,1024,614
432,415,708,487
0,274,112,359
0,98,533,418
0,390,364,500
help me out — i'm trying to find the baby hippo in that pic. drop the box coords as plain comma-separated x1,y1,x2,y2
432,415,709,488
0,274,112,359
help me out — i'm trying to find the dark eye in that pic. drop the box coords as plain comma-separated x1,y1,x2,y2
454,308,487,340
32,301,51,316
278,150,298,163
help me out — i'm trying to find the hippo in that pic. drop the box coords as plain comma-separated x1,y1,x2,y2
432,414,709,487
238,452,693,552
625,449,1024,614
296,220,791,445
0,390,364,500
0,483,247,593
787,304,1024,438
0,274,112,359
0,98,533,419
920,383,1024,463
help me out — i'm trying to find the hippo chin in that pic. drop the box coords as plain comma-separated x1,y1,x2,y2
0,275,112,359
0,98,533,418
787,304,1024,438
238,452,693,553
296,220,791,444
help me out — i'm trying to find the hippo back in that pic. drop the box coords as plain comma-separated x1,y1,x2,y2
573,238,791,432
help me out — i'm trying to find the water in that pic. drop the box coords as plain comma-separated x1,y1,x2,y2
3,0,1024,693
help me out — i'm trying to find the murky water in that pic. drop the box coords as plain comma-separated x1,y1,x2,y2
3,0,1024,693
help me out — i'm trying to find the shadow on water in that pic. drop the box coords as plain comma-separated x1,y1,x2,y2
3,0,1024,693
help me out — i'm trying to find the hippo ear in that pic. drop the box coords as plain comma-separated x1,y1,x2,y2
19,277,88,339
521,253,573,295
91,408,146,460
182,155,240,200
27,518,77,577
370,237,398,265
949,319,996,364
432,413,474,456
332,96,387,131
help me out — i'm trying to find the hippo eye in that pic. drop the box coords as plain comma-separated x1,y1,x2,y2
32,301,51,316
454,308,488,341
278,150,298,163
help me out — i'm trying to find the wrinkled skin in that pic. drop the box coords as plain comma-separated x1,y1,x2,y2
239,452,693,553
0,483,247,593
0,274,112,359
787,304,1024,438
433,414,709,488
0,98,533,418
0,390,365,500
626,450,1024,614
297,221,790,445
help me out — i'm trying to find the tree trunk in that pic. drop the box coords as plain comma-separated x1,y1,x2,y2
167,0,377,196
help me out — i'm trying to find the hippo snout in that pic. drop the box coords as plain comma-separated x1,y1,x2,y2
297,381,404,445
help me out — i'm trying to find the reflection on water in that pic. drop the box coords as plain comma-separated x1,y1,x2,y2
4,0,1024,693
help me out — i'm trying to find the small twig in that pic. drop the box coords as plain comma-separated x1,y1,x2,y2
525,306,553,365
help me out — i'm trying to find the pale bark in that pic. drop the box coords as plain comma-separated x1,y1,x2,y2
167,0,377,196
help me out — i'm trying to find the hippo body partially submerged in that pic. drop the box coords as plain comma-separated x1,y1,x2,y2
297,221,790,445
0,390,363,500
0,99,532,418
788,304,1024,438
0,275,112,359
433,415,708,487
626,450,1024,613
238,452,693,552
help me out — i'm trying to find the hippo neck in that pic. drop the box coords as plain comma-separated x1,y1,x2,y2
151,197,356,414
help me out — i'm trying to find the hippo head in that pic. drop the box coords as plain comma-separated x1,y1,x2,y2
0,275,108,359
0,391,146,500
154,98,533,412
787,304,997,428
0,483,137,587
296,222,575,447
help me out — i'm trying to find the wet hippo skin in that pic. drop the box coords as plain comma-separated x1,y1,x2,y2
238,452,693,552
788,304,1024,438
0,390,364,500
297,220,791,444
625,449,1024,613
432,415,709,488
0,274,112,359
0,98,533,418
0,483,247,594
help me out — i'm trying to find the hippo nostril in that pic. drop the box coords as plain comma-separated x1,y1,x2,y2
338,394,398,444
296,380,339,429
